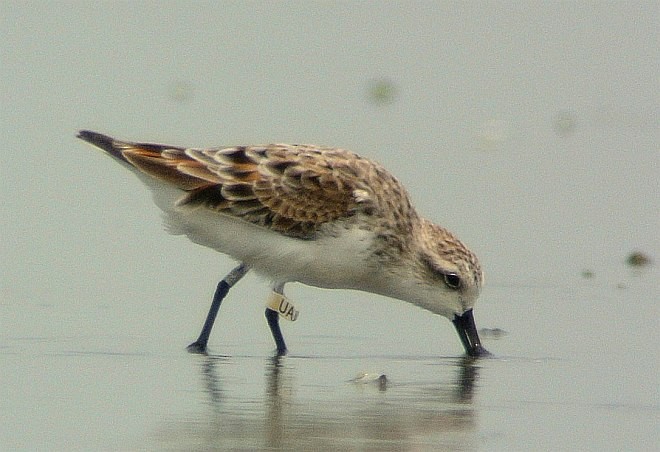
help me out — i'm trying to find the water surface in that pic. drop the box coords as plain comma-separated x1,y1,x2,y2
1,2,658,450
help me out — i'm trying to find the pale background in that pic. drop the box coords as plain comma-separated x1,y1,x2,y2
2,1,658,450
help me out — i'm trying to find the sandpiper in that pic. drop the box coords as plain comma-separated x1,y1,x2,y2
78,131,489,357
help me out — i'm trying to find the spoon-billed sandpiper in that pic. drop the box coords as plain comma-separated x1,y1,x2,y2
78,130,489,357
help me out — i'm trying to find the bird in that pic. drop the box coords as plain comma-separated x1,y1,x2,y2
77,130,489,357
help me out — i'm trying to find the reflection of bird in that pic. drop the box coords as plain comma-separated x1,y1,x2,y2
78,131,488,357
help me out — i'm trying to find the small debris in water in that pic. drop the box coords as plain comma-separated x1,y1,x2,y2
351,373,388,390
553,110,577,137
479,328,509,339
168,80,195,103
581,269,595,279
626,251,652,268
367,78,397,106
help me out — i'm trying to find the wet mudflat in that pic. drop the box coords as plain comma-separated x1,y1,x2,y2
2,270,656,450
2,2,658,450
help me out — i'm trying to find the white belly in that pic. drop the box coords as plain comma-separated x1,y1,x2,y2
146,180,377,289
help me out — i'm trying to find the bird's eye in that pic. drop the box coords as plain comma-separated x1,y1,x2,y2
443,273,461,290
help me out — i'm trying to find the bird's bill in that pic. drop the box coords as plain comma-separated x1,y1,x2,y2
452,309,491,357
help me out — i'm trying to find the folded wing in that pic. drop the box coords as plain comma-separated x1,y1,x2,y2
78,131,387,239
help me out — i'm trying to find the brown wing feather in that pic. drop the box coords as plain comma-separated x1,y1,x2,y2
180,144,370,238
79,131,415,240
121,150,214,190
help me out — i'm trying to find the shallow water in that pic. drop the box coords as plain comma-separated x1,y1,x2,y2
2,272,657,450
2,2,658,450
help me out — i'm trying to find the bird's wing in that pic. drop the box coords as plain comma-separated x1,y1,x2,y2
78,131,398,238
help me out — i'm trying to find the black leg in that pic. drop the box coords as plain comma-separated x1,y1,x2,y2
265,308,288,356
187,263,249,354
